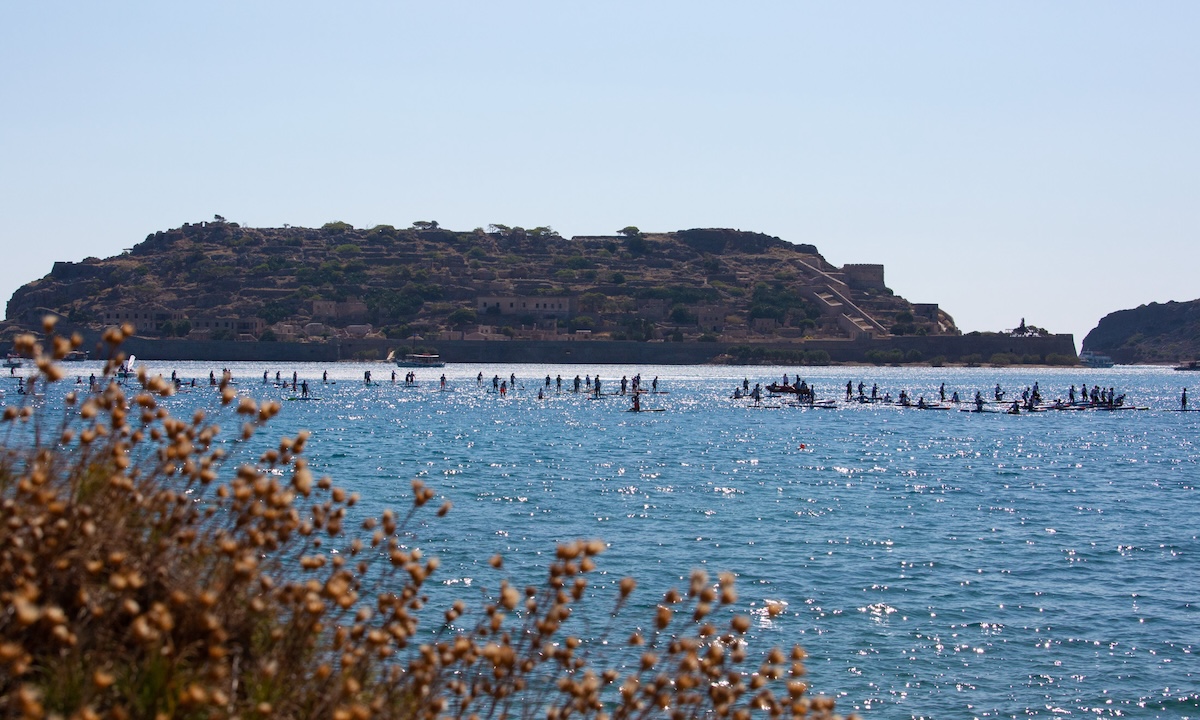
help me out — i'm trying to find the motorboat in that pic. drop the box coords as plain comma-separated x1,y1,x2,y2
395,353,445,368
1079,351,1114,368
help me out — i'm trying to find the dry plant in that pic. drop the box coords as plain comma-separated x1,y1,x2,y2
0,319,857,720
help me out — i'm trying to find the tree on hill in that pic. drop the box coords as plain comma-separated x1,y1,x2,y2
446,307,477,328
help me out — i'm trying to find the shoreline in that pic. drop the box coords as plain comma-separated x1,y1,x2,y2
54,333,1079,366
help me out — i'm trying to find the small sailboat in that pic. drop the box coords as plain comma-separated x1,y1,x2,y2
118,355,137,379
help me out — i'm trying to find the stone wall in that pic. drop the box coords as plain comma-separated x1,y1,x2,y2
87,333,1077,365
842,264,885,290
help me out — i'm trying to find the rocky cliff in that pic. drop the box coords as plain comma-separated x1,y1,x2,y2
1082,299,1200,363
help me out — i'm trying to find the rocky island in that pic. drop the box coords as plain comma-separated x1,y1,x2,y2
4,219,1076,364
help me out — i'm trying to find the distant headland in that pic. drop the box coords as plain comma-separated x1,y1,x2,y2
1083,299,1200,364
3,219,1076,365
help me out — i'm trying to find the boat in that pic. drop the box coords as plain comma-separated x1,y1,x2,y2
1079,351,1114,368
395,353,445,368
1174,360,1200,371
117,354,137,379
63,350,88,362
3,355,21,369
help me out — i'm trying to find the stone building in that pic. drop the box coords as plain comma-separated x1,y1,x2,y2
695,305,728,332
102,306,187,335
313,299,369,323
477,295,574,319
189,316,264,340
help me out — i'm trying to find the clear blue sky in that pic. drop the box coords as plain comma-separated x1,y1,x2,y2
3,2,1197,349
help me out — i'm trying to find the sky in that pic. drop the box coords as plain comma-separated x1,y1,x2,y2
2,2,1197,350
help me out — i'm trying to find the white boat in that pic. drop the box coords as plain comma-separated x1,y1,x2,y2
3,355,21,369
395,353,445,368
117,354,137,378
1079,351,1114,368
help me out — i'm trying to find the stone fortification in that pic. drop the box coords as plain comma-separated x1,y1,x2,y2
90,333,1075,367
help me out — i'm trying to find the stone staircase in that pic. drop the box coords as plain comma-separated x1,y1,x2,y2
803,285,889,339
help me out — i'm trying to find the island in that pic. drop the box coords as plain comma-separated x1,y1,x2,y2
3,219,1076,365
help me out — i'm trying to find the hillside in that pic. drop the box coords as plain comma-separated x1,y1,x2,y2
5,220,958,344
1082,299,1200,364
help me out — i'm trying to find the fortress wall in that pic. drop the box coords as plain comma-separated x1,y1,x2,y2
90,334,1078,365
842,264,885,290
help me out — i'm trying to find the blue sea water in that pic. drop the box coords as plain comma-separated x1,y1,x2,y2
16,362,1200,718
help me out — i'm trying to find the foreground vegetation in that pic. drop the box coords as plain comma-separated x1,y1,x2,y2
0,321,855,719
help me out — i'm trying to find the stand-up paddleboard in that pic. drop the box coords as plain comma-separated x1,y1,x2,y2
788,400,838,409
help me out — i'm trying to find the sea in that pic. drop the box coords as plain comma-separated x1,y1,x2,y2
15,361,1200,718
